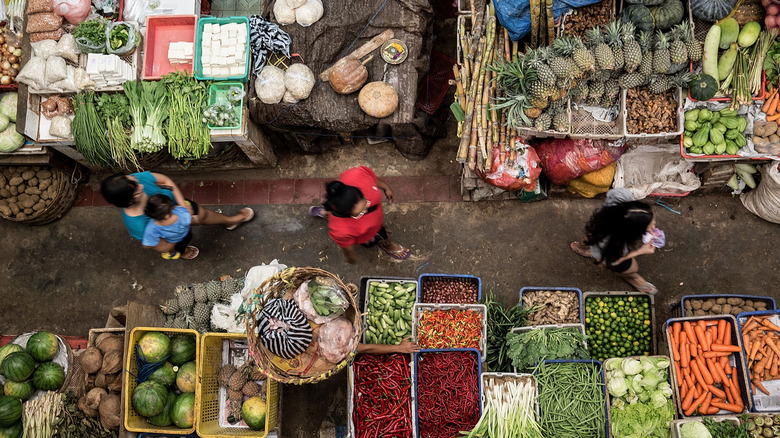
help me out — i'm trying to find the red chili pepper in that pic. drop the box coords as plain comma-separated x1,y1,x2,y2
352,354,413,438
418,309,482,350
416,351,480,438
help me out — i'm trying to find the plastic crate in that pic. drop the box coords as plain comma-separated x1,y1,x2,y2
143,15,197,80
570,100,625,140
124,327,200,434
670,416,741,438
735,310,780,412
604,355,679,437
681,294,777,318
362,278,418,344
417,273,482,304
624,87,684,141
194,16,250,82
413,349,482,438
518,286,584,324
516,100,572,139
583,291,657,356
206,82,244,130
348,353,416,438
196,333,279,438
412,303,487,359
665,314,752,417
559,0,615,38
535,359,609,437
359,276,415,313
480,372,539,414
510,324,588,372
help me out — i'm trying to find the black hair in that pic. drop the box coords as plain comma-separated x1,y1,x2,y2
583,201,654,265
323,181,364,215
144,195,174,221
101,173,137,208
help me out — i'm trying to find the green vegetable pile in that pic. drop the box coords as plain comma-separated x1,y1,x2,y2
584,295,652,361
485,292,536,372
308,279,348,317
606,357,675,438
109,23,135,51
764,39,780,94
364,280,415,345
124,81,169,153
162,71,212,160
506,327,590,371
682,108,747,156
73,92,113,167
97,93,137,170
702,417,750,438
744,415,780,438
72,19,107,53
536,361,606,438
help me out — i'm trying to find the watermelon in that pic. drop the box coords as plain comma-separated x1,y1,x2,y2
0,396,22,428
137,332,171,364
148,390,177,427
0,346,23,377
175,361,196,393
1,353,34,383
241,397,267,431
32,362,65,391
26,332,59,362
147,362,176,388
0,421,22,438
169,335,196,365
2,381,33,401
132,381,168,417
170,392,195,429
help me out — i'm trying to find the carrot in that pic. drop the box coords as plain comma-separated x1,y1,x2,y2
711,344,743,353
706,330,713,351
718,319,728,341
765,91,779,115
683,321,696,347
695,326,709,351
763,89,778,113
686,390,710,416
742,317,759,334
681,342,690,368
766,337,780,359
752,384,757,395
766,351,774,370
706,358,721,383
690,360,709,389
762,319,780,332
751,340,764,361
694,383,702,398
700,392,712,415
707,406,721,414
713,361,729,385
702,351,731,358
669,326,680,361
712,397,724,403
724,322,732,345
697,356,714,385
772,358,779,377
728,377,742,403
721,356,732,374
766,112,780,122
675,361,684,387
711,401,743,413
681,382,688,399
707,384,727,399
769,92,780,116
681,382,696,410
754,379,770,395
743,334,752,359
673,322,682,347
685,371,695,389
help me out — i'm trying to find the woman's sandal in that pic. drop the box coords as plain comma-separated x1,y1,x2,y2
181,246,200,260
378,244,411,260
226,207,255,230
624,278,658,294
570,241,592,258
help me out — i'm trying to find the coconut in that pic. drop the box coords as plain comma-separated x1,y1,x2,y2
94,332,113,347
284,63,315,100
95,371,107,389
273,0,296,25
101,350,123,374
97,335,123,354
78,395,99,418
86,387,107,410
99,394,121,430
79,347,103,374
106,373,122,393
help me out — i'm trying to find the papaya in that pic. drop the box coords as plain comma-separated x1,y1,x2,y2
718,43,738,80
718,18,739,49
738,21,761,48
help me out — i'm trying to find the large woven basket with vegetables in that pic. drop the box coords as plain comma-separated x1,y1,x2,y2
245,267,362,385
0,165,79,225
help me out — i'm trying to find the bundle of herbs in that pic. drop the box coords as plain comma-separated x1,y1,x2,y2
73,92,114,167
485,292,537,372
123,80,168,153
72,19,107,53
162,71,211,160
97,93,138,170
506,326,590,371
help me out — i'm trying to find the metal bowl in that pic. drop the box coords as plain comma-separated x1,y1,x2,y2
381,39,408,65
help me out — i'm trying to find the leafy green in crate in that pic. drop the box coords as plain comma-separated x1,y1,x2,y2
506,327,590,371
606,357,675,438
484,292,537,372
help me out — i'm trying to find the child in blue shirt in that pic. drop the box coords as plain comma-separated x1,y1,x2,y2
142,195,198,260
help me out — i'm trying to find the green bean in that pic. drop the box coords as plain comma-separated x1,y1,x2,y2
536,362,606,438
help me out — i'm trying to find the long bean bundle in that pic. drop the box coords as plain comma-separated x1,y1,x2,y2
163,71,211,160
417,351,480,438
536,361,607,438
73,92,114,167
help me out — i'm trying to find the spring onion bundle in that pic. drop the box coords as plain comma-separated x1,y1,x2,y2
73,92,114,167
97,93,139,170
463,376,543,438
162,71,211,160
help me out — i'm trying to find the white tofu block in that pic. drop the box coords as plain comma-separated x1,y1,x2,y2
202,46,212,56
237,26,247,40
228,30,237,38
229,66,243,75
220,28,228,41
224,37,235,47
184,44,193,57
213,40,222,51
203,66,212,76
202,32,211,43
86,54,100,75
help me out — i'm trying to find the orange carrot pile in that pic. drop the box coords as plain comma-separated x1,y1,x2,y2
668,319,746,416
764,82,780,122
740,315,780,396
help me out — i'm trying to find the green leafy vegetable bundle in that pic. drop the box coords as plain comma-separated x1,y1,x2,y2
485,292,536,372
606,357,675,438
505,326,590,371
162,71,211,160
123,80,168,153
97,93,138,170
73,92,113,167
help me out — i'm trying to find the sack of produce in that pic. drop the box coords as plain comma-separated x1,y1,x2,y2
535,137,628,186
477,137,542,191
741,164,780,224
255,298,312,359
318,316,355,364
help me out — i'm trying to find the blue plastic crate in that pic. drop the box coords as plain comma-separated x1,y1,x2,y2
519,286,584,324
413,348,482,438
664,314,752,417
534,359,609,438
417,273,482,304
681,294,777,317
735,310,780,412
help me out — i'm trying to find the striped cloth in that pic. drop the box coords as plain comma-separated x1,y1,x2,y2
256,298,312,359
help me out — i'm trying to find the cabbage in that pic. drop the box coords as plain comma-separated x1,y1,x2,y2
631,374,645,393
622,358,642,375
650,390,668,408
0,124,24,153
608,377,628,398
640,370,662,389
0,114,9,132
606,359,622,371
680,421,712,438
0,92,17,122
656,382,673,398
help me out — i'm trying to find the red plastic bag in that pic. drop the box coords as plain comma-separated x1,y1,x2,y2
535,137,627,186
476,137,542,191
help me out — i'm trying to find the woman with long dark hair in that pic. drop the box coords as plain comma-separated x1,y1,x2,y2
309,166,410,264
570,190,663,293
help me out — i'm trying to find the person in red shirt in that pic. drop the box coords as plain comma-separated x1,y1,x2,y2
309,166,410,264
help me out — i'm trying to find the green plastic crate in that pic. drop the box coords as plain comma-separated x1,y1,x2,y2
194,16,250,82
207,82,244,130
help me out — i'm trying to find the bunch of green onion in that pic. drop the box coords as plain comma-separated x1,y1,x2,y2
462,376,543,438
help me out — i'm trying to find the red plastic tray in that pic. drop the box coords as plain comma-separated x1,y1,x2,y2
679,133,778,161
688,62,766,103
142,15,197,80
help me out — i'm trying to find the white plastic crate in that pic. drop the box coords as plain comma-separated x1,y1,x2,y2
412,303,487,360
623,87,685,142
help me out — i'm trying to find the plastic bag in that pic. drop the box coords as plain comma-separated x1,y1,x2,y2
16,57,47,89
45,56,68,84
31,39,58,60
293,281,327,324
318,316,356,364
26,12,63,33
613,145,701,199
73,67,94,91
567,162,616,198
49,115,72,138
28,0,55,14
31,29,64,42
307,277,349,318
53,0,91,25
121,0,149,24
50,65,77,92
741,164,780,224
106,21,138,56
56,34,79,63
477,137,542,191
535,137,628,186
495,0,599,41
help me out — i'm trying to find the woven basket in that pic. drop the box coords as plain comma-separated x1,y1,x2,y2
134,149,170,171
245,267,362,385
0,166,79,225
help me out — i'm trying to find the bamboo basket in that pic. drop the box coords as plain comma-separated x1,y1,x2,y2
134,149,171,171
0,166,79,225
245,267,362,385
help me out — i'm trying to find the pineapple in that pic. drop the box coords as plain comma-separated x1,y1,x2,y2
249,367,265,381
534,112,552,131
653,30,671,74
221,277,239,301
586,27,615,71
194,284,207,303
589,81,605,100
172,314,187,329
553,109,569,132
619,72,646,89
528,80,550,108
571,37,596,73
605,21,625,71
621,22,642,73
207,280,221,302
161,298,180,315
164,315,175,328
647,74,671,94
550,37,578,82
228,389,244,402
242,381,262,397
673,72,694,89
524,107,543,119
677,21,702,62
176,285,194,311
218,364,236,387
194,301,212,324
638,31,655,79
228,366,250,391
571,80,589,102
529,48,556,87
669,28,688,65
604,81,620,102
